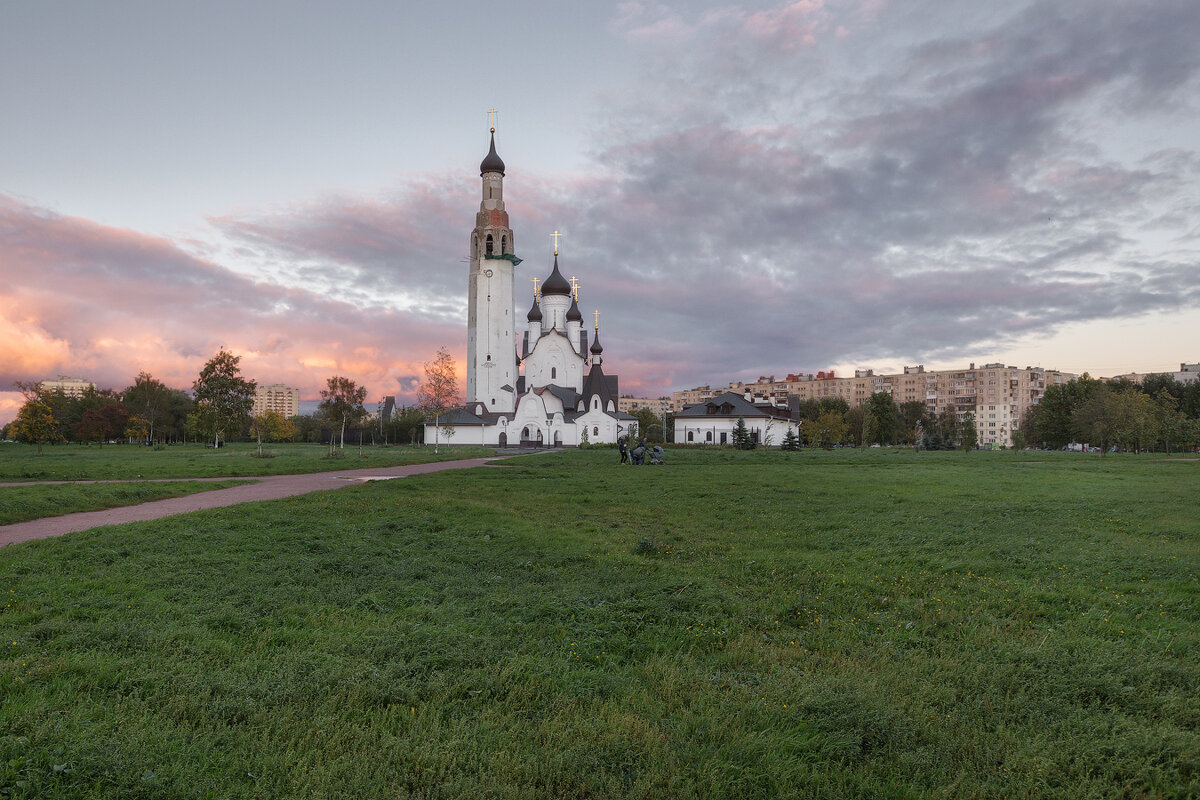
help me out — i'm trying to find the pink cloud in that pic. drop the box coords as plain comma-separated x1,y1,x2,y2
0,195,463,424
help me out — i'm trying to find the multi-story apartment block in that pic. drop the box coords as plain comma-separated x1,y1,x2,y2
39,376,95,397
252,384,300,418
676,363,1074,448
672,382,748,412
1112,362,1200,386
618,396,673,416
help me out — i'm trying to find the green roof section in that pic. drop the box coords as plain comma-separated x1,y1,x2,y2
484,253,523,266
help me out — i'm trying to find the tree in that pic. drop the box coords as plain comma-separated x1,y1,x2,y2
960,412,979,451
781,428,801,451
731,417,754,449
810,409,847,449
122,371,175,444
417,347,460,454
74,408,112,447
633,407,663,442
9,400,62,454
318,376,368,449
250,410,297,454
192,349,256,448
1072,384,1116,454
1155,389,1187,455
899,401,927,445
864,392,901,445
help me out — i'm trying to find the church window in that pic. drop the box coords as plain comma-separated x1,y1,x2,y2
706,431,713,442
551,367,557,380
501,234,507,253
687,431,694,442
485,234,494,255
593,427,599,436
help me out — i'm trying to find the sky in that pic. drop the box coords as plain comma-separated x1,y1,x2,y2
2,0,1199,425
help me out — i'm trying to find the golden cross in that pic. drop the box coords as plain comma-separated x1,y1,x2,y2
550,229,562,255
593,309,600,329
531,276,541,298
487,107,498,133
569,276,580,299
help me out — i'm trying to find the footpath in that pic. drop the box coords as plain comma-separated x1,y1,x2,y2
0,456,505,548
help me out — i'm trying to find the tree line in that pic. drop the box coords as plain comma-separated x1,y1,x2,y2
1021,374,1200,454
5,349,445,453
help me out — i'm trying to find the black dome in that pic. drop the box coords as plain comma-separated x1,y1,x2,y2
566,295,583,322
541,254,572,296
590,332,603,354
527,297,543,322
479,132,505,176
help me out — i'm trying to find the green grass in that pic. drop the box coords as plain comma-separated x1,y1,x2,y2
0,442,499,481
0,481,250,526
1,450,1197,798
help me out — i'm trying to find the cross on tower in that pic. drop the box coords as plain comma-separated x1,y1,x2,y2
593,309,600,329
550,229,562,255
531,277,541,299
569,276,580,299
487,107,499,133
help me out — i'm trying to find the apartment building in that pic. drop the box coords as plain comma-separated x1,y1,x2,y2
618,396,673,416
39,376,95,397
679,363,1074,448
252,384,300,418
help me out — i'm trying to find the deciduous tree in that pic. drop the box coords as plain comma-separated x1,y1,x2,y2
318,376,368,449
192,349,256,448
10,400,62,454
250,409,297,454
417,347,460,453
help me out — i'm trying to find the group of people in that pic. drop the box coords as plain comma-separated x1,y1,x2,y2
618,436,665,466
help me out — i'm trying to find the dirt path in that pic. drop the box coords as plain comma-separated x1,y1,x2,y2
0,457,506,548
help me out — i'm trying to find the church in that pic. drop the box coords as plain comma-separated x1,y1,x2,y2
424,125,635,447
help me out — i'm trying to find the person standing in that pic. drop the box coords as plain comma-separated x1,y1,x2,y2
618,436,628,464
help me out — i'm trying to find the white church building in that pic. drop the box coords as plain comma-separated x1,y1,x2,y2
424,127,636,447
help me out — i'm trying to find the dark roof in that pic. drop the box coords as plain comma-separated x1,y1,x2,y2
566,295,582,322
434,407,488,425
540,254,572,296
582,361,615,409
544,384,581,409
527,297,542,322
590,330,603,355
479,131,505,176
674,391,773,419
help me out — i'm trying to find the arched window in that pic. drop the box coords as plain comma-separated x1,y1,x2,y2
706,431,713,442
551,367,557,380
593,427,599,436
687,431,694,442
486,234,494,255
501,234,507,253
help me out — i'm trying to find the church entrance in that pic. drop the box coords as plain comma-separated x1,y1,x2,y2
498,432,507,447
520,426,541,448
553,431,562,446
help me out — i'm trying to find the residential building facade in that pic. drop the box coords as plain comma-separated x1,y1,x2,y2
39,376,95,397
253,384,300,418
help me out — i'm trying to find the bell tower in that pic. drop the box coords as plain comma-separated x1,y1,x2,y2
466,111,520,414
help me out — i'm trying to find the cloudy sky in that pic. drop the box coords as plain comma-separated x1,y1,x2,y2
3,0,1198,424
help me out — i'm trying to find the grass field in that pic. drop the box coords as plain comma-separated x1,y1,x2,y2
0,442,498,482
1,449,1196,798
0,481,250,526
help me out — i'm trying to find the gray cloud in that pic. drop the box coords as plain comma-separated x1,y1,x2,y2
191,0,1200,395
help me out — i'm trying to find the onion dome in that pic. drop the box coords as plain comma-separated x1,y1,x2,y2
590,331,604,355
540,254,572,296
479,132,505,176
527,297,543,322
566,295,583,322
